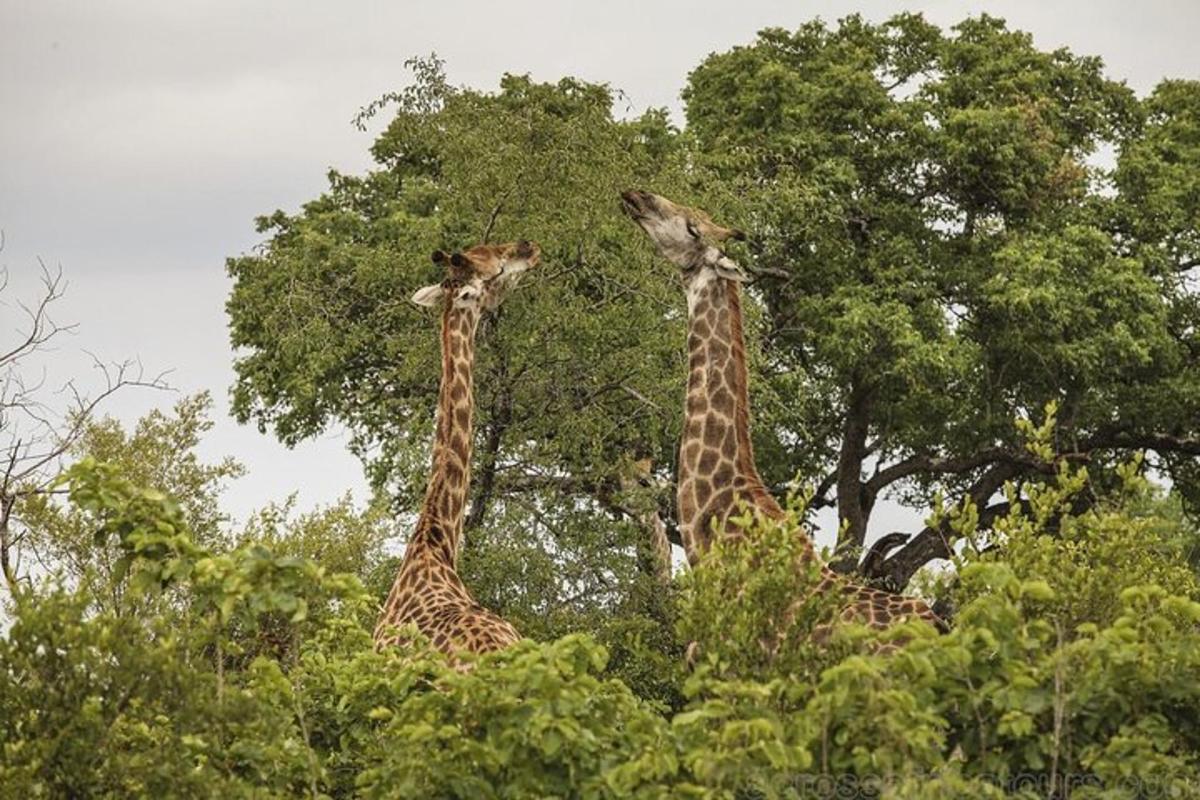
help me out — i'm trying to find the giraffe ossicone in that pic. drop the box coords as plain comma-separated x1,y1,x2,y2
374,240,541,663
621,189,945,634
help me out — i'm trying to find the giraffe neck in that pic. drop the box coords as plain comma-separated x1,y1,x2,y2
407,299,481,568
676,264,798,562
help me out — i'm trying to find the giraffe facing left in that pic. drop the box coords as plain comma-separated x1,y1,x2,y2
373,240,540,662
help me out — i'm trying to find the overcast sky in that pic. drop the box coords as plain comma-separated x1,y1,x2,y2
2,0,1197,545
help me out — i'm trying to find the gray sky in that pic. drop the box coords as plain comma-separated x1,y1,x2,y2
1,0,1197,544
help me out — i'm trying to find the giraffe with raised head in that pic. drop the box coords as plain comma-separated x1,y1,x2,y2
620,189,943,632
374,240,540,659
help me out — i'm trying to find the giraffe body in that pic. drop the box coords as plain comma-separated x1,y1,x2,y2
622,190,943,632
374,242,538,660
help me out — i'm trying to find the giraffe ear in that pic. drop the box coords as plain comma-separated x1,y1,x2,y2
713,255,750,282
411,283,446,307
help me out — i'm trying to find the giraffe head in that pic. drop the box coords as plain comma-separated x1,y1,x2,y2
411,240,541,310
620,189,748,281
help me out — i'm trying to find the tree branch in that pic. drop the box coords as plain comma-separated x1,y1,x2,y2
0,268,171,592
865,447,1043,495
833,383,872,562
480,202,505,245
1085,431,1200,456
858,531,910,577
497,471,684,549
874,461,1022,588
464,371,513,535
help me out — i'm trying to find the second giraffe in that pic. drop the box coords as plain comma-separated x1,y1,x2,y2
621,189,944,632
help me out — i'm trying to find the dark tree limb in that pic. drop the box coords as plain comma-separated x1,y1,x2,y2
857,531,910,578
832,382,872,569
497,471,684,549
868,448,1019,495
853,424,1199,588
874,461,1023,588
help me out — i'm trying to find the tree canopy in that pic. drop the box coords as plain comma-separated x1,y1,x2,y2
683,13,1200,582
228,15,1200,607
227,60,694,637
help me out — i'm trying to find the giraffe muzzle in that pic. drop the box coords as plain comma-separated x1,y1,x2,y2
620,189,651,219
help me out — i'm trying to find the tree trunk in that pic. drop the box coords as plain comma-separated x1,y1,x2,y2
832,383,872,572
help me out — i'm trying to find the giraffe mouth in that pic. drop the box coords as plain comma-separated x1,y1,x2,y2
620,189,650,220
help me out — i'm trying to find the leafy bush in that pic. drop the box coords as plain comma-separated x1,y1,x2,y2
5,454,1200,798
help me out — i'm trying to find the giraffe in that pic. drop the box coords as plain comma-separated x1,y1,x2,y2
374,240,541,660
620,189,944,633
620,456,673,586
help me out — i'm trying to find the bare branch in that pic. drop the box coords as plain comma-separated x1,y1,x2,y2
481,201,505,245
619,383,662,412
858,531,910,577
0,267,172,593
0,262,75,366
479,174,526,244
745,264,791,281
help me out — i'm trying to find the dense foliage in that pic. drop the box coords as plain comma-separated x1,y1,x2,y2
3,421,1199,797
685,15,1200,583
226,58,691,644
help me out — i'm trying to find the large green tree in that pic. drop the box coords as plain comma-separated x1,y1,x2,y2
227,60,692,635
684,14,1200,584
227,15,1200,605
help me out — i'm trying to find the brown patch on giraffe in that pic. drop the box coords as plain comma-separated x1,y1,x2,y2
724,360,739,389
710,385,734,416
703,418,726,449
679,490,697,522
720,430,737,460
